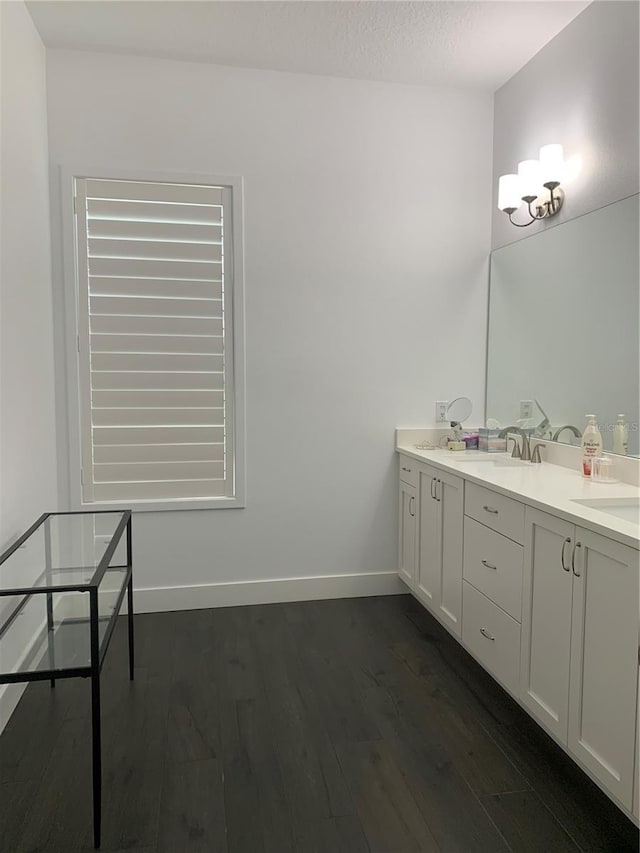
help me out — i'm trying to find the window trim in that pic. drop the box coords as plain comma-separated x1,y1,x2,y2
60,167,246,512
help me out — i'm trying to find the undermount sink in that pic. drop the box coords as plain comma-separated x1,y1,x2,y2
491,457,531,468
443,453,529,468
438,450,502,462
571,497,640,525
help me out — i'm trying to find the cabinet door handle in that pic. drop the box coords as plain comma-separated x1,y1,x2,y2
430,477,437,499
435,479,441,502
571,541,582,577
561,537,571,572
483,505,499,514
481,559,497,570
480,628,495,641
408,496,415,517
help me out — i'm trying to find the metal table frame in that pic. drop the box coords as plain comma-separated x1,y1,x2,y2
0,510,134,849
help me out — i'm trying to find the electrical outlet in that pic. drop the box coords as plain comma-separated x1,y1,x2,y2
436,401,449,423
520,400,534,420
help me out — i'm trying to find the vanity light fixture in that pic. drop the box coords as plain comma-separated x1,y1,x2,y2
498,144,565,228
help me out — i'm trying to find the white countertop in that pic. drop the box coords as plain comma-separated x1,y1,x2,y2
396,443,640,550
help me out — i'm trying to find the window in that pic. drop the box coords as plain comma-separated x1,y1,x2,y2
67,174,245,510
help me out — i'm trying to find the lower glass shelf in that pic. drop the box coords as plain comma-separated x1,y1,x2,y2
1,615,116,678
0,571,128,681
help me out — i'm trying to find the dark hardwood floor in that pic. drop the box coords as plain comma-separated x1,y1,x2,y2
1,594,638,852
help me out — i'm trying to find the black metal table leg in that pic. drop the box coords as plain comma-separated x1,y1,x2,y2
46,592,56,688
44,520,55,689
90,590,102,849
126,517,134,681
127,574,135,681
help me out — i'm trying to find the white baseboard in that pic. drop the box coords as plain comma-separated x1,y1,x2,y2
130,571,405,614
0,683,27,733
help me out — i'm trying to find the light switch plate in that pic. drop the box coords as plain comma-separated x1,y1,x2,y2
436,401,449,423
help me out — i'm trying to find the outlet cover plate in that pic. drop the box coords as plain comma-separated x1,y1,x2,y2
520,400,534,420
436,401,449,423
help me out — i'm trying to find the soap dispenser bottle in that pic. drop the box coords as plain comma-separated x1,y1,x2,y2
581,414,603,477
612,414,629,456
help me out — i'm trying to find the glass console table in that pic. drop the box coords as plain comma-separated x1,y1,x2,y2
0,510,134,849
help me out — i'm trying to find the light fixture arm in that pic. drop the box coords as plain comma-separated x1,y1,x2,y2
506,186,564,228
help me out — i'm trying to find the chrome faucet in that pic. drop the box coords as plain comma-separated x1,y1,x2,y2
498,426,531,461
530,443,544,463
552,424,582,442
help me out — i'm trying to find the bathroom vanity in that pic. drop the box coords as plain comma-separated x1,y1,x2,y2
396,438,640,822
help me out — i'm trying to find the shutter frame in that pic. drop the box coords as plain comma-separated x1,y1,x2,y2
72,176,239,506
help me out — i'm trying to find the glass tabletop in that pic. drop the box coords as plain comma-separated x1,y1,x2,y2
0,512,127,595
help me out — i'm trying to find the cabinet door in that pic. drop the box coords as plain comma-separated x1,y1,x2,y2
398,481,417,589
634,668,639,820
437,470,464,637
417,465,440,610
568,528,639,809
520,507,574,742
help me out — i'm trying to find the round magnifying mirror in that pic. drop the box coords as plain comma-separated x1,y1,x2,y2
446,396,472,426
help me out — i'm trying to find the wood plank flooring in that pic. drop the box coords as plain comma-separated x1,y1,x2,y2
0,595,637,852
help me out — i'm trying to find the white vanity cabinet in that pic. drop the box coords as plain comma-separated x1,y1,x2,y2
416,465,464,637
396,445,640,821
521,507,639,809
398,457,418,590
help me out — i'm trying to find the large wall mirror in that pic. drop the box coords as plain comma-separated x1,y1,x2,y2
486,194,639,457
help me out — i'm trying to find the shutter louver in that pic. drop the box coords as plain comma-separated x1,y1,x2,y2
74,178,235,503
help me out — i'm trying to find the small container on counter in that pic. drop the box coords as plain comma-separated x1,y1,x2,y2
592,456,618,483
463,433,479,450
478,428,507,453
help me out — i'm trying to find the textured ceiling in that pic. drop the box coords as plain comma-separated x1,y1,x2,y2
26,0,590,92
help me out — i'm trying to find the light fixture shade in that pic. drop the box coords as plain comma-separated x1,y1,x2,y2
539,143,564,185
498,174,522,211
517,159,542,199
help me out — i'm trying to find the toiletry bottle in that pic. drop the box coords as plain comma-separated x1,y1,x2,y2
612,414,629,456
581,414,602,477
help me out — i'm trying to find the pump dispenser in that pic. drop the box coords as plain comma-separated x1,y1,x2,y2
612,414,629,456
581,414,603,477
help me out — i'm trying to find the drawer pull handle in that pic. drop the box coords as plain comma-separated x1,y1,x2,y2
480,628,495,641
402,466,412,472
483,505,499,514
481,560,497,570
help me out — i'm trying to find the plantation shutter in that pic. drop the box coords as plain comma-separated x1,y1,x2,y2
74,177,235,503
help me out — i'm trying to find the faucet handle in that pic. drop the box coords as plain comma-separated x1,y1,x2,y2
531,443,544,463
508,436,521,458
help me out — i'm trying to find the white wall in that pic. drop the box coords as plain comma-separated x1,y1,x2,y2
46,50,493,604
492,0,639,249
0,1,58,728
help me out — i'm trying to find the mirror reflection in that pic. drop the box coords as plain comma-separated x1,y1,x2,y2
486,194,639,457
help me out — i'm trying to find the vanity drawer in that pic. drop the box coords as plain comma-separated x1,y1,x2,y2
398,455,419,488
462,581,521,697
465,482,524,544
463,517,523,621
